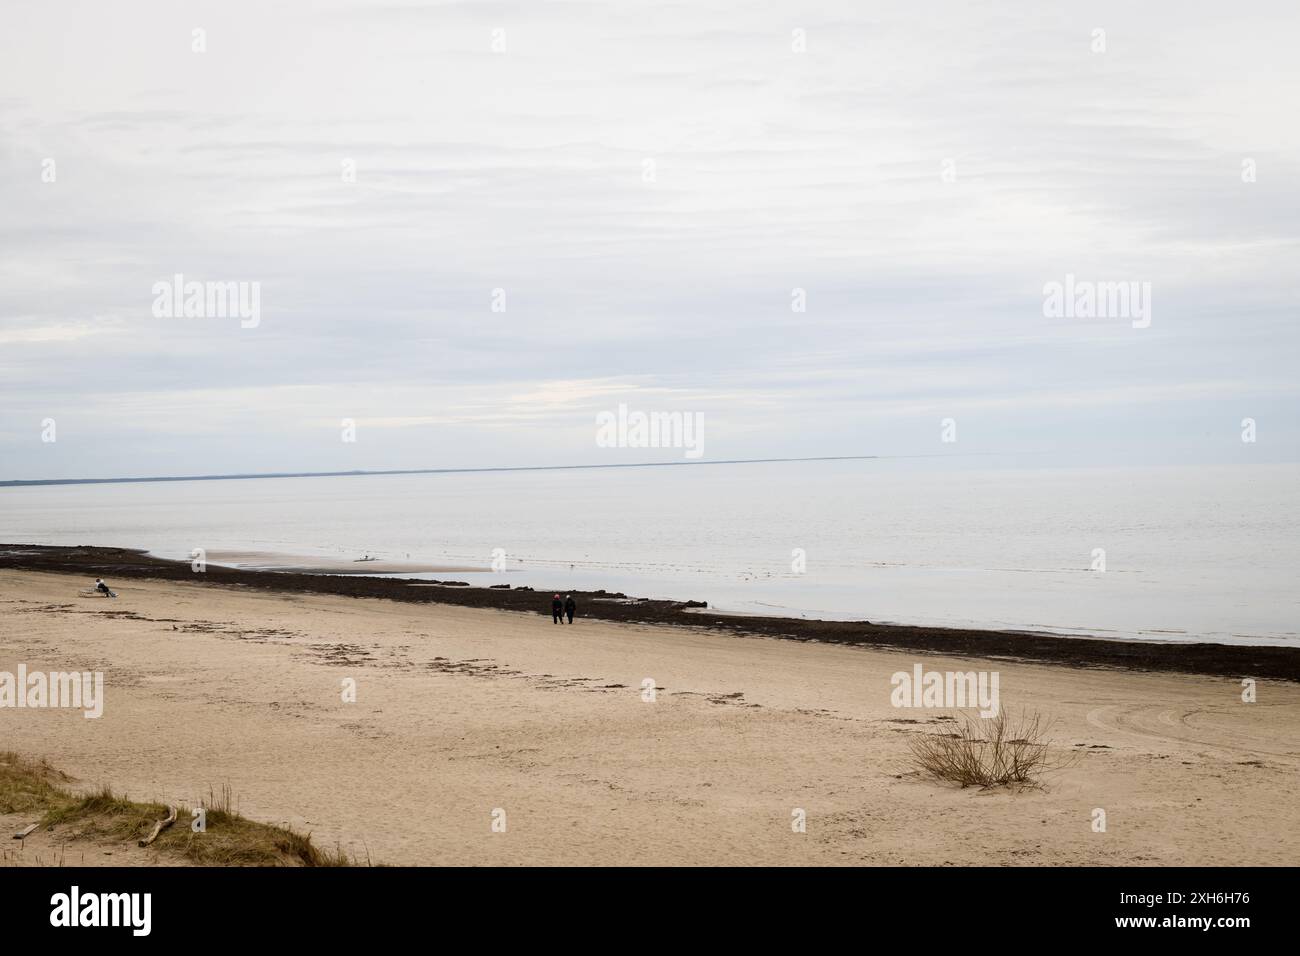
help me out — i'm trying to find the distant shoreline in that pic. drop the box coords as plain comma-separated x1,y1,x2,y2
0,454,896,488
3,543,1297,682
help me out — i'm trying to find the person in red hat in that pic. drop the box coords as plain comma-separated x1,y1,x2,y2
551,594,563,624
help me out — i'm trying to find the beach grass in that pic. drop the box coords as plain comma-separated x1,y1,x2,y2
0,751,362,866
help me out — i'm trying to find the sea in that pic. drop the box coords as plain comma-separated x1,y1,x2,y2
2,459,1297,647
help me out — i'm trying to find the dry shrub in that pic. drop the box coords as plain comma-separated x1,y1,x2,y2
909,708,1063,789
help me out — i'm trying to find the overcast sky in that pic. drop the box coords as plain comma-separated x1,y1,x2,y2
2,0,1297,480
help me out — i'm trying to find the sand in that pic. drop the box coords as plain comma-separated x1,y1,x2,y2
0,814,191,868
1,568,1296,866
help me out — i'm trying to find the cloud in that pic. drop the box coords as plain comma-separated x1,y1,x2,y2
0,0,1297,478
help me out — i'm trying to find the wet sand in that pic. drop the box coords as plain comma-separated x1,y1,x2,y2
2,566,1297,866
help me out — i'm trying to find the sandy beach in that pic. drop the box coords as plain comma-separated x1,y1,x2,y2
2,566,1297,866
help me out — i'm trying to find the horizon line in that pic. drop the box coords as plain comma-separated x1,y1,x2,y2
0,454,965,488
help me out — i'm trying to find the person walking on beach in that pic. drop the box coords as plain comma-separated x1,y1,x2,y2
94,577,117,599
551,594,563,624
564,594,576,624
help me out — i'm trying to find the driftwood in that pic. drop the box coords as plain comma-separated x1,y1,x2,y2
12,823,38,840
138,806,178,847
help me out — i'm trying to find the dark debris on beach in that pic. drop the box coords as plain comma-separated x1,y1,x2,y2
3,544,1297,682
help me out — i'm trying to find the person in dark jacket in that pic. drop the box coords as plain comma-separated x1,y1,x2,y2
95,577,117,598
564,594,576,624
551,594,563,623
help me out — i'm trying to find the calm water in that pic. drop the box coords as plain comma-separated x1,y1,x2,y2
2,460,1297,646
